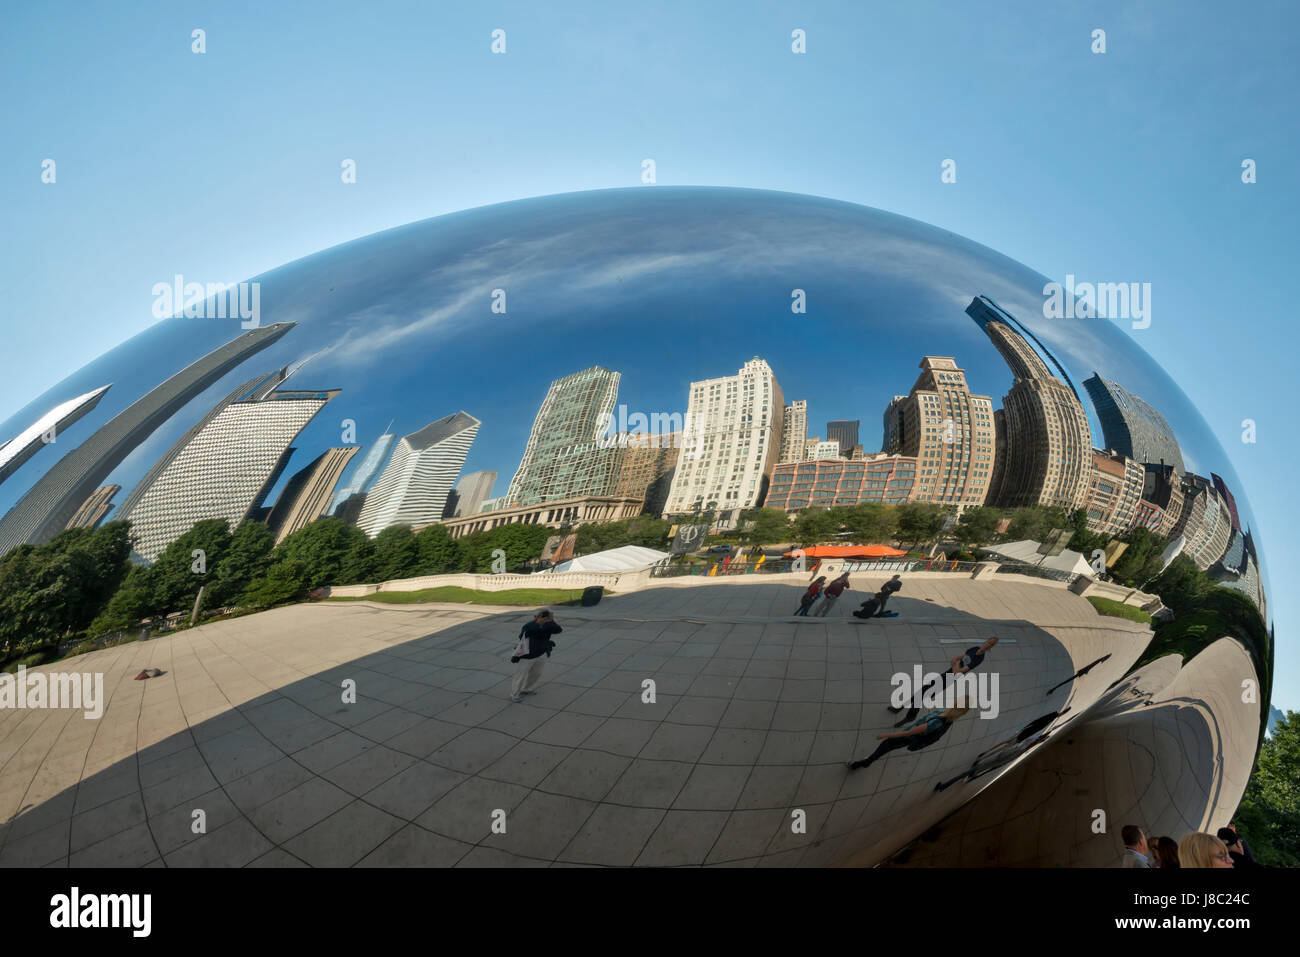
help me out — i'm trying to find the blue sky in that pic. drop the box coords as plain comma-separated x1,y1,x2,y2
2,0,1295,707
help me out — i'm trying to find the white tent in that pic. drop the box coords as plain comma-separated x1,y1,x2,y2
544,545,670,574
980,539,1094,577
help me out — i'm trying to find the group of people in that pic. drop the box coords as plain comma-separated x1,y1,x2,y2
795,572,903,619
1121,824,1259,869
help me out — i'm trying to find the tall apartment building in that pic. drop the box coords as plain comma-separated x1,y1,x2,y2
505,366,620,506
1174,473,1234,571
356,411,480,538
0,322,295,555
805,439,841,461
0,385,111,487
882,356,995,509
1082,450,1144,536
662,357,784,516
116,368,338,561
766,454,918,511
1083,374,1185,474
826,419,860,453
443,470,497,519
779,399,808,464
266,446,360,544
967,298,1091,510
1142,464,1186,538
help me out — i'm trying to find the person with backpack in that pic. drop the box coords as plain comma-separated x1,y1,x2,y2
846,706,969,771
794,576,827,616
813,573,850,617
509,608,562,702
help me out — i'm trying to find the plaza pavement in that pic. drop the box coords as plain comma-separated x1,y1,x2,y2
0,575,1154,867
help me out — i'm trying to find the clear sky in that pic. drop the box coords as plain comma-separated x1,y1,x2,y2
2,0,1295,708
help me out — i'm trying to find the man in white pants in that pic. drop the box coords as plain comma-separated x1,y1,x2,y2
510,609,562,702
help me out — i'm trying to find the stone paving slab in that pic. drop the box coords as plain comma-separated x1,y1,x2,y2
0,576,1154,867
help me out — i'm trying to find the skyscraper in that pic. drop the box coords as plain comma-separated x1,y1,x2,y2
64,484,120,530
1083,374,1185,474
0,322,295,555
506,366,620,506
444,469,497,519
779,399,808,464
1081,450,1145,536
0,385,111,487
663,357,784,516
882,356,995,508
266,446,360,544
356,411,480,537
967,298,1092,510
330,430,396,514
116,367,338,561
826,419,860,452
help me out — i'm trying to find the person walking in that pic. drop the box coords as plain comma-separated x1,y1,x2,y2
846,706,969,771
876,574,903,615
795,576,826,616
890,636,999,726
813,573,850,617
509,608,562,702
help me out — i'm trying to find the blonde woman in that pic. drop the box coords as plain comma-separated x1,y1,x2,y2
1178,831,1233,868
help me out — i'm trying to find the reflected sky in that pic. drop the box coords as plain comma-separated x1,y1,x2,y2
0,187,1267,611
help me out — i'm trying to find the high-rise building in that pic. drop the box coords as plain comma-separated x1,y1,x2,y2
826,420,860,453
1082,450,1145,536
1083,374,1185,474
116,367,338,561
443,470,498,519
967,299,1092,510
266,446,360,544
1174,473,1234,571
779,400,808,464
882,356,995,509
64,484,120,530
610,433,679,515
330,431,396,514
805,439,841,461
0,322,295,556
1142,464,1186,538
967,295,1083,401
506,367,621,506
662,357,785,516
356,412,480,537
0,385,111,487
1211,473,1242,533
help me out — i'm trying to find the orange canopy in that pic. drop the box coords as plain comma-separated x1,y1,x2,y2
781,544,907,559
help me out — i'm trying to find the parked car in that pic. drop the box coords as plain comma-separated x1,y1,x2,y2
706,544,734,553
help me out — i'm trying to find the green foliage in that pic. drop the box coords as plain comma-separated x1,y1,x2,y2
954,506,1000,548
460,523,554,572
1066,508,1109,557
371,525,422,581
241,559,311,608
791,508,840,545
895,502,945,551
273,516,373,589
415,523,469,574
150,518,232,616
87,564,156,637
739,508,790,547
839,502,897,544
1005,505,1066,543
1110,526,1167,586
204,521,275,610
1150,554,1211,616
1235,711,1300,867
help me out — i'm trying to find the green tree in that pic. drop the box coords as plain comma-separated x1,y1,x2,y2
371,525,421,581
1066,508,1109,557
840,502,897,544
1005,505,1066,543
792,508,839,546
1150,554,1211,616
954,506,1000,550
87,564,157,638
895,502,945,552
415,524,469,574
1110,526,1166,586
150,519,233,616
274,516,373,589
1234,711,1300,867
241,559,312,608
204,521,275,610
740,508,791,547
462,523,553,572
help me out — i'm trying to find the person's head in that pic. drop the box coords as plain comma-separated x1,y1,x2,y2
1180,832,1233,868
1121,825,1147,854
891,574,901,582
1216,827,1243,852
1154,836,1180,869
980,636,1000,653
533,608,553,623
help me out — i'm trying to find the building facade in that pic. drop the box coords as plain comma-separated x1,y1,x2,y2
779,399,808,464
444,469,498,519
0,385,111,487
356,411,480,538
330,431,396,515
662,357,785,516
266,446,359,544
1082,450,1145,536
805,440,841,461
765,454,918,511
64,484,120,530
434,493,643,539
882,356,995,509
826,419,860,453
1083,373,1185,474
